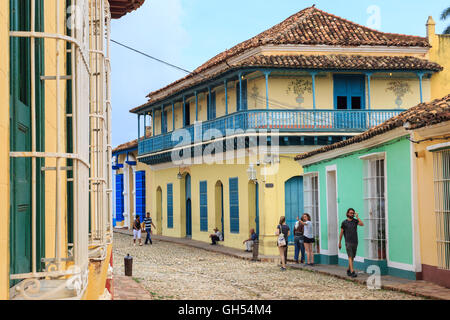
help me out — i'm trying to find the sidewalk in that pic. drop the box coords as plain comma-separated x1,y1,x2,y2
113,274,154,300
113,228,450,300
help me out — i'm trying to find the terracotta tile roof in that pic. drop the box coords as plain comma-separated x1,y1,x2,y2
130,54,442,113
108,0,145,19
133,6,432,114
295,94,450,161
238,54,442,72
112,139,138,154
192,5,429,75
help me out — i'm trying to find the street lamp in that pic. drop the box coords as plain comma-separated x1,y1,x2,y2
247,164,257,182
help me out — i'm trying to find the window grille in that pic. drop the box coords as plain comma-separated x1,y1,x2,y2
363,156,387,260
433,149,450,270
88,0,112,254
9,0,92,299
304,173,320,253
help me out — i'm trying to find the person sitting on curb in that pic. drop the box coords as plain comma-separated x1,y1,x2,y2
209,227,223,245
243,228,258,252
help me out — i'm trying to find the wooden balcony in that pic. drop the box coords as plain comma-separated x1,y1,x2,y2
138,109,402,156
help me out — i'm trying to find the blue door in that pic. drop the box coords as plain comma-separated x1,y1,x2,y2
115,174,124,222
135,171,146,221
207,91,216,120
161,110,168,134
333,75,366,129
236,79,248,111
285,176,304,244
185,174,192,237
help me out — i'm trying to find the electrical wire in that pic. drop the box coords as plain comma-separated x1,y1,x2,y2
111,39,192,75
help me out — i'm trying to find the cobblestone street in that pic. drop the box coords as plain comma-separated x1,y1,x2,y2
113,233,422,300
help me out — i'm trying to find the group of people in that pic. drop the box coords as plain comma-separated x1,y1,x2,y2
276,214,315,271
134,208,363,278
132,212,156,246
276,208,364,277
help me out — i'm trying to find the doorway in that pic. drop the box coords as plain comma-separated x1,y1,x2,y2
285,176,304,244
215,181,224,239
326,169,338,256
156,187,162,235
185,174,192,238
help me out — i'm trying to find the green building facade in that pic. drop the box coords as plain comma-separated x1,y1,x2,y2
300,135,418,280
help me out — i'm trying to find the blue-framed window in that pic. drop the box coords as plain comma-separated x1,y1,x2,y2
167,183,173,228
115,174,124,222
236,79,248,111
207,91,216,120
229,177,239,233
333,74,365,110
135,171,146,221
199,181,208,232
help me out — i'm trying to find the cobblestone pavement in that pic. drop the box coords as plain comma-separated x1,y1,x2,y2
113,233,423,300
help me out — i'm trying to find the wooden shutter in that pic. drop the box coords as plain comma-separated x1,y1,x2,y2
115,174,124,222
200,181,208,232
167,183,173,228
135,171,146,221
229,177,239,233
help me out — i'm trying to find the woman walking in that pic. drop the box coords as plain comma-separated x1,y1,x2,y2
276,216,290,271
299,213,314,266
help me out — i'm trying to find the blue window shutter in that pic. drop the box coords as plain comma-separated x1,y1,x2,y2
135,171,146,221
229,177,239,233
115,174,124,222
167,183,173,228
242,80,247,110
200,181,208,232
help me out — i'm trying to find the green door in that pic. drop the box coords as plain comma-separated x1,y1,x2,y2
10,0,45,286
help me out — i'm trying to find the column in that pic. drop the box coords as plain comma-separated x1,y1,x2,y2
172,102,175,131
224,80,228,115
366,72,373,110
310,71,318,110
264,71,271,109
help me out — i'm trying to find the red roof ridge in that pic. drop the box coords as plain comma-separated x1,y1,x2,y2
311,6,428,42
139,6,431,110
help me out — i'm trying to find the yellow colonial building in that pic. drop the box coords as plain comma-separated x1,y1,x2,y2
411,95,450,288
1,0,145,300
116,6,449,258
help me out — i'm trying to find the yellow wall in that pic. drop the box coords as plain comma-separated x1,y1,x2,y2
428,30,450,100
43,0,69,267
151,70,432,134
84,244,112,300
414,130,450,268
0,0,10,300
139,153,303,256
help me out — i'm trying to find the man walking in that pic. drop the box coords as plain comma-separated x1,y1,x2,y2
143,212,156,245
339,208,364,278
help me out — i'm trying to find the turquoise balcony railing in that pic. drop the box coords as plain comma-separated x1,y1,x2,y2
138,109,402,156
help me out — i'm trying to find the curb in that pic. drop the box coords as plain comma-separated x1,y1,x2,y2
114,229,446,300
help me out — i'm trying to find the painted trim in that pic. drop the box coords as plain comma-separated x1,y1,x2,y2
427,142,450,152
325,165,338,256
410,134,422,273
358,151,386,160
298,127,408,166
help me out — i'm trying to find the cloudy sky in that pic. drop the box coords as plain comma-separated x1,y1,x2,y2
110,0,449,147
